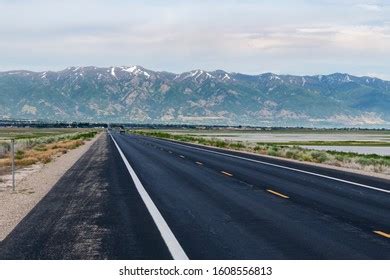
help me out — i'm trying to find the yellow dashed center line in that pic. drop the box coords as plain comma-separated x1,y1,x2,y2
221,171,233,177
266,189,289,199
196,161,203,165
373,231,390,238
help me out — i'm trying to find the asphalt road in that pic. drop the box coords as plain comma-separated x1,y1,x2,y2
0,132,389,259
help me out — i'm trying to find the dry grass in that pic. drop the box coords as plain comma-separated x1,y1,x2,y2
0,139,84,168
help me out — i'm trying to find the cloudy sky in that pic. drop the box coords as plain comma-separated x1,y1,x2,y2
1,0,389,79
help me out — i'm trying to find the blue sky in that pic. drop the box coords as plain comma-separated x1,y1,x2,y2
0,0,389,79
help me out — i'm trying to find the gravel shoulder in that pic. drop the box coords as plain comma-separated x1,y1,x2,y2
0,133,101,241
0,133,169,259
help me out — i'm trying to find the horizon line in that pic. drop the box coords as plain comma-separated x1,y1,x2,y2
0,65,389,82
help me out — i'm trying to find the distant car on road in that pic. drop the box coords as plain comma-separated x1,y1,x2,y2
119,129,126,134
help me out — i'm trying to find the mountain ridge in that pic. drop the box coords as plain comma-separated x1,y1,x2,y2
1,66,389,127
2,66,389,82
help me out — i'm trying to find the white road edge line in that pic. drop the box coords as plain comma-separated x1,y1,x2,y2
110,134,189,260
158,139,390,194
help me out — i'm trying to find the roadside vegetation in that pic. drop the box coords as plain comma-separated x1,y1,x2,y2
0,128,88,140
254,140,390,147
132,130,390,175
0,130,98,169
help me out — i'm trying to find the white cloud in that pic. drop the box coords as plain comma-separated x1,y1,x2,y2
356,4,382,11
0,0,389,78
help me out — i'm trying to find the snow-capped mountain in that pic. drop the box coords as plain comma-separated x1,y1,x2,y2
0,66,389,127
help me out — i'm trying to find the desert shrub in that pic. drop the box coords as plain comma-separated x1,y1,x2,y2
311,151,328,163
335,154,347,162
285,149,305,160
266,145,281,156
229,142,245,149
267,145,280,154
213,140,227,148
356,157,389,167
267,150,278,156
69,131,97,140
285,150,296,159
177,135,197,142
300,153,313,162
146,131,172,139
0,130,98,168
253,145,265,152
15,150,25,160
0,158,10,167
196,138,208,145
40,155,52,164
47,138,56,144
34,144,47,151
16,157,38,166
71,141,83,149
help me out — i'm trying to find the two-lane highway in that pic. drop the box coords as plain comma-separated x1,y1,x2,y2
109,133,390,259
0,132,389,259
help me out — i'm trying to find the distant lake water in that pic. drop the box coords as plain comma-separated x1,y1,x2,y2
187,132,390,143
178,132,390,156
300,146,390,156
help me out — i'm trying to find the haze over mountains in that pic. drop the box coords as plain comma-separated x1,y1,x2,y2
0,66,389,127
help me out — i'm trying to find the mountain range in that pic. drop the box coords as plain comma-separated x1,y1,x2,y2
1,66,389,127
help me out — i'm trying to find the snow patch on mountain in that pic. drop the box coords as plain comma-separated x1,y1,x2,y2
111,67,117,78
123,66,150,78
222,74,231,81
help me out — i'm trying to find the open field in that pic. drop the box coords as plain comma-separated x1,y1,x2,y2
158,129,390,144
0,128,87,140
132,130,390,175
0,129,99,173
144,128,390,156
299,146,389,156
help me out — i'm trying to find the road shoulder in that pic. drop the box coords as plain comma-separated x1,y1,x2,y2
0,133,101,241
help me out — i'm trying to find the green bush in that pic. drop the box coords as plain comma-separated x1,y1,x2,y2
213,140,227,148
69,131,97,140
356,157,389,167
285,150,295,158
15,150,25,160
267,145,279,153
229,142,245,149
300,153,313,162
335,154,347,162
311,151,328,163
267,150,278,156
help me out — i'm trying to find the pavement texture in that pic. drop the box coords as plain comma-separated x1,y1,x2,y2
0,132,389,260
